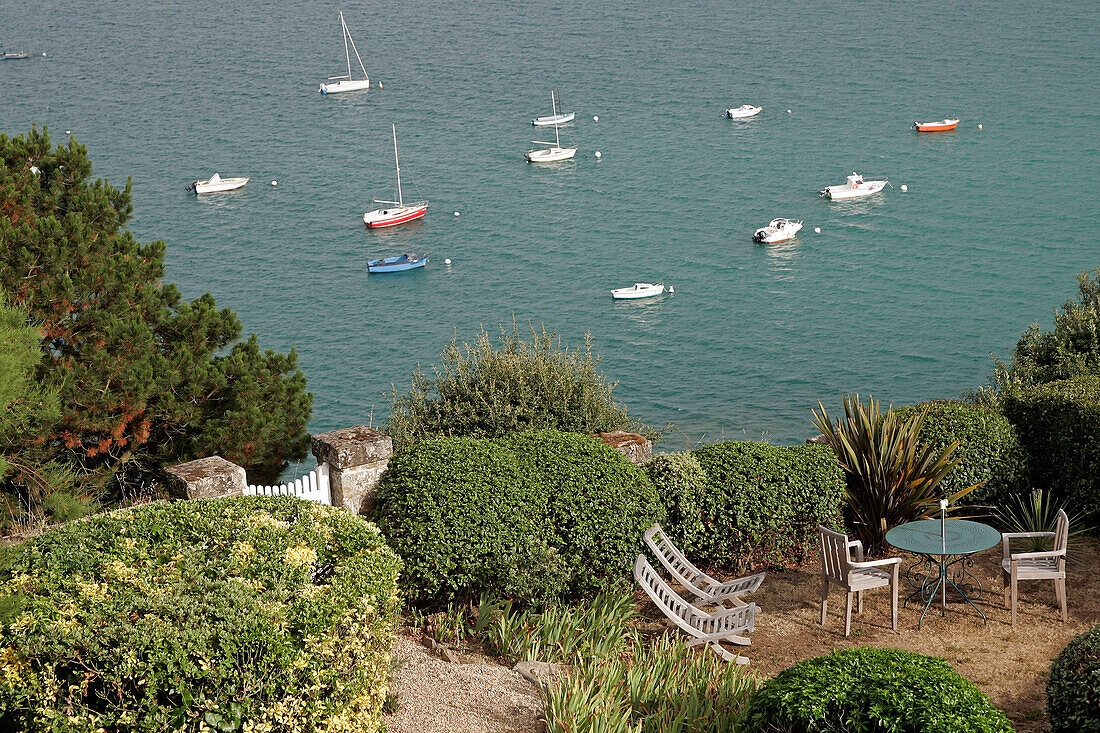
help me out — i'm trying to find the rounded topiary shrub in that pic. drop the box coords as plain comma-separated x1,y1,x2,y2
1001,375,1100,521
373,429,661,605
0,496,402,733
688,442,845,569
1048,624,1100,732
894,400,1027,505
743,648,1014,733
644,452,707,553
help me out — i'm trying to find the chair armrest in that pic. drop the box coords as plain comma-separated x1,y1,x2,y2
1002,532,1056,558
848,539,865,562
1011,549,1066,561
849,557,901,570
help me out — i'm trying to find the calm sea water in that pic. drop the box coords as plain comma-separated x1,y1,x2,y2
3,0,1098,450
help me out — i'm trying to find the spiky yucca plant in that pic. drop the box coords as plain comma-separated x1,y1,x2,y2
994,489,1089,554
812,394,970,554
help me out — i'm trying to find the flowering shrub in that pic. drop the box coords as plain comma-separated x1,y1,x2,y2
0,496,402,733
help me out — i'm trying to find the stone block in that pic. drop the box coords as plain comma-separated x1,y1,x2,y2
311,425,392,469
595,431,653,465
331,458,389,515
164,456,246,500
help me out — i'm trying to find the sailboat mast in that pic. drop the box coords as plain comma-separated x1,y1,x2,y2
554,123,560,148
550,90,556,117
392,124,403,206
340,11,352,80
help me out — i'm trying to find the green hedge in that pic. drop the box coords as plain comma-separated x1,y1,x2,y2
643,452,708,554
1048,624,1100,732
681,442,845,569
373,430,661,605
1001,376,1100,520
0,497,402,733
743,648,1014,733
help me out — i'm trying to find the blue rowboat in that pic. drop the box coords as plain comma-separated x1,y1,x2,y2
367,253,428,273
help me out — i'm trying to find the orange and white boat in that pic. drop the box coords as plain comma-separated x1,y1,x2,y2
913,118,959,132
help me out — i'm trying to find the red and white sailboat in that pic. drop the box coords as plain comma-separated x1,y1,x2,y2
363,124,427,229
913,118,959,132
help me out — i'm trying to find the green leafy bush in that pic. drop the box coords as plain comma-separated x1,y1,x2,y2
373,430,661,605
744,647,1014,733
0,496,402,733
1048,624,1100,732
383,323,651,450
894,400,1027,505
679,441,845,569
643,452,707,553
1001,375,1100,521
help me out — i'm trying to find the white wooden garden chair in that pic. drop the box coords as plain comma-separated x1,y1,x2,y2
633,554,757,665
643,523,765,608
1002,508,1068,625
817,526,900,637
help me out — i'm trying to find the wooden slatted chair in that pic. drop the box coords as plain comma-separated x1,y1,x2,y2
1002,508,1069,625
817,526,900,637
633,554,757,664
643,523,765,608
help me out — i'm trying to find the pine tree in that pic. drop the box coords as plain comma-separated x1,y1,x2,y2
0,127,312,490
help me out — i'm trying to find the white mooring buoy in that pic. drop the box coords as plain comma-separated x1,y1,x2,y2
271,180,277,187
900,184,908,192
814,227,821,234
378,82,383,89
65,130,71,135
444,258,452,265
787,109,792,114
593,115,599,122
978,123,983,129
454,211,460,216
594,151,602,158
42,52,47,57
668,286,674,293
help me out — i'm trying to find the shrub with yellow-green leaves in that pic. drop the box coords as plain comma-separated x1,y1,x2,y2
0,496,402,733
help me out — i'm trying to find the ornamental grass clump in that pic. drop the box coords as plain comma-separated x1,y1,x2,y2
0,496,402,733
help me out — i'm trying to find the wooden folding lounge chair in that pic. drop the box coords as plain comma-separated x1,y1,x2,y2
643,523,765,608
633,554,757,664
1002,509,1069,625
817,526,900,637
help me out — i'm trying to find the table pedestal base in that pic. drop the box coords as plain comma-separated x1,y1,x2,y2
904,554,986,628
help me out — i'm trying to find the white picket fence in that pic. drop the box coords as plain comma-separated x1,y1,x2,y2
245,463,331,506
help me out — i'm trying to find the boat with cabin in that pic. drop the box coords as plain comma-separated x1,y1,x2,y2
367,254,427,273
752,218,803,243
611,283,670,300
363,124,428,228
2,51,30,60
725,104,762,118
533,90,575,126
319,11,370,94
913,118,959,132
526,122,577,163
820,173,889,200
186,173,249,194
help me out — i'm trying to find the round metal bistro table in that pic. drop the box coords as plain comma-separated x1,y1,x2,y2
885,519,1001,628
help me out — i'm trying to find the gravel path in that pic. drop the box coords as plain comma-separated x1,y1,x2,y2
385,634,544,733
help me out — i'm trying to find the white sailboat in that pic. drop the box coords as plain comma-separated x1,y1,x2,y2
525,123,577,163
319,11,370,95
363,124,428,228
532,90,575,126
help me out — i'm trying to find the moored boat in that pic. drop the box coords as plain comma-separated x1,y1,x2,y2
725,104,762,118
819,173,889,200
526,120,577,163
752,218,803,243
364,124,428,228
367,253,428,273
611,282,669,300
533,90,575,126
913,118,959,132
187,173,249,194
319,11,370,94
2,51,30,60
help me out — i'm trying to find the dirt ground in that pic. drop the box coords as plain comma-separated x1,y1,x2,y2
657,536,1100,733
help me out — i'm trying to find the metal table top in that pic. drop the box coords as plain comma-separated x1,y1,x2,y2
886,519,1001,557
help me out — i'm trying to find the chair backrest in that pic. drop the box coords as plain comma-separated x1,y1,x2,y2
1054,509,1069,553
644,523,717,591
633,554,701,636
817,526,853,583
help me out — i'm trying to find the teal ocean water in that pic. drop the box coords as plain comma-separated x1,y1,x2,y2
3,0,1098,447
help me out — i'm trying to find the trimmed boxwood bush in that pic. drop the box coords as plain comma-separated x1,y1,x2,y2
743,648,1014,733
685,442,845,569
0,496,402,733
894,400,1027,505
643,452,707,554
373,429,661,605
1001,375,1100,520
1048,624,1100,732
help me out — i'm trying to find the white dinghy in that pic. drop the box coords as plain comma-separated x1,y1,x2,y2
611,283,669,300
725,104,762,118
533,90,575,126
820,172,889,200
526,122,577,163
752,218,803,243
187,173,249,194
319,11,370,94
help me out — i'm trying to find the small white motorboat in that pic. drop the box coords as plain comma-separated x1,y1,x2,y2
526,122,577,163
752,218,803,243
820,172,889,200
533,90,575,126
187,173,249,194
319,11,370,94
611,282,669,300
725,104,762,118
